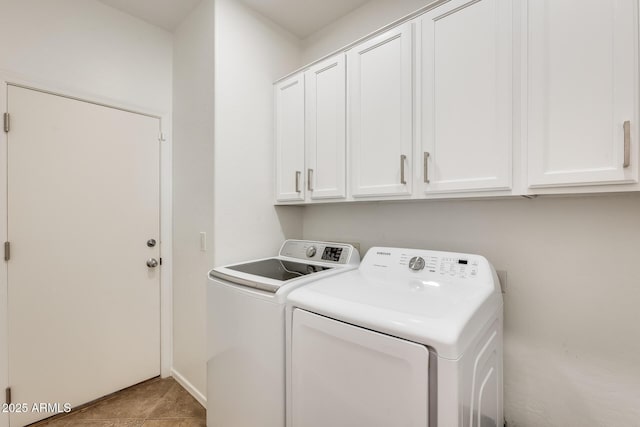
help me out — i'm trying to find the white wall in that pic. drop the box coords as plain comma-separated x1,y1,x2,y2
171,0,304,401
0,0,172,113
298,1,640,425
172,0,215,404
0,1,173,426
214,0,303,267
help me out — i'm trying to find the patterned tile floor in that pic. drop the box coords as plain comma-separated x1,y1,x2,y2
29,377,205,427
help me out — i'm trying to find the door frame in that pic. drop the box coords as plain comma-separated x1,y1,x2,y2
0,73,173,427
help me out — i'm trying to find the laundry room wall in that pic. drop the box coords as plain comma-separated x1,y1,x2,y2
173,0,304,404
0,0,172,112
172,0,215,404
213,0,303,268
172,0,306,402
297,1,640,426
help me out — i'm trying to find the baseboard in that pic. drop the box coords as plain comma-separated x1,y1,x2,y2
170,368,207,407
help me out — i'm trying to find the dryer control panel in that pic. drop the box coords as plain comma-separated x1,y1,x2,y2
364,247,490,284
399,254,480,279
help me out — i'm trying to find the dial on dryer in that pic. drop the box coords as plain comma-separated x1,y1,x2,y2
409,256,425,271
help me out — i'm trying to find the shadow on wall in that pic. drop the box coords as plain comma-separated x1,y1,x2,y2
275,206,304,240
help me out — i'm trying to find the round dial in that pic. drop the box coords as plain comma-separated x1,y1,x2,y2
409,256,425,271
306,246,317,258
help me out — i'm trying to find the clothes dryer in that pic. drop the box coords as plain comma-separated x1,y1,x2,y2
286,247,503,427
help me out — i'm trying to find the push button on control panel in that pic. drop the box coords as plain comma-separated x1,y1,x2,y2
408,256,425,271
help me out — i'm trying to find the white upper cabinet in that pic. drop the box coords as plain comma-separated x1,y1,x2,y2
305,54,347,200
348,22,414,198
526,0,639,188
275,74,305,202
274,0,640,204
419,0,512,193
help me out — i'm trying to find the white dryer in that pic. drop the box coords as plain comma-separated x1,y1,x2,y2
207,240,360,427
285,247,503,427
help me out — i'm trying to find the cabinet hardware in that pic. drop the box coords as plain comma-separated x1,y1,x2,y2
400,155,407,185
295,171,301,193
423,152,430,184
623,121,631,168
307,169,314,191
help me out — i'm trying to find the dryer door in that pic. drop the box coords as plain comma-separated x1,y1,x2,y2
291,309,430,427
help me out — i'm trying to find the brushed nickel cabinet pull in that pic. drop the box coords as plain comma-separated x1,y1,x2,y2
400,155,407,185
307,169,314,191
295,171,301,193
423,152,430,184
623,121,631,168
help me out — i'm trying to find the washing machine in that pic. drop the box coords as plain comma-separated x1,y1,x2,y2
206,240,360,427
285,247,503,427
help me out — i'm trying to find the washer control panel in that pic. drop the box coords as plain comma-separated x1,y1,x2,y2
280,240,356,265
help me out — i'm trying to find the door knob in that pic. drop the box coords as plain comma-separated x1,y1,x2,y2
146,258,159,268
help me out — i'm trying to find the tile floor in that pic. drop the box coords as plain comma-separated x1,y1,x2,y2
30,377,205,427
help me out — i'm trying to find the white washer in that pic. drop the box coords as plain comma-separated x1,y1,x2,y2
207,240,360,427
285,247,503,427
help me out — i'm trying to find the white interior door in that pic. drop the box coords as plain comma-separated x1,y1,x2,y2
291,309,430,427
7,85,161,426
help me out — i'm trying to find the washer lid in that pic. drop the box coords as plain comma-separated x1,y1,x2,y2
209,240,361,294
210,259,334,293
286,247,503,360
225,258,333,282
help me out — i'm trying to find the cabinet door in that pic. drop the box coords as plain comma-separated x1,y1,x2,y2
305,54,346,200
420,0,512,193
275,74,305,202
348,23,414,197
527,0,639,187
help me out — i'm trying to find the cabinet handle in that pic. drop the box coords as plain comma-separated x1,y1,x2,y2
623,121,631,168
400,155,407,185
423,152,430,184
295,171,301,193
307,169,314,191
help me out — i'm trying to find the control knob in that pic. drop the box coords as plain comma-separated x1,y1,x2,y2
306,246,317,258
409,256,425,271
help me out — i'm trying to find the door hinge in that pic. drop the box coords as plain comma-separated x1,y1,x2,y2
5,387,11,405
4,241,10,261
159,132,166,142
3,113,9,133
